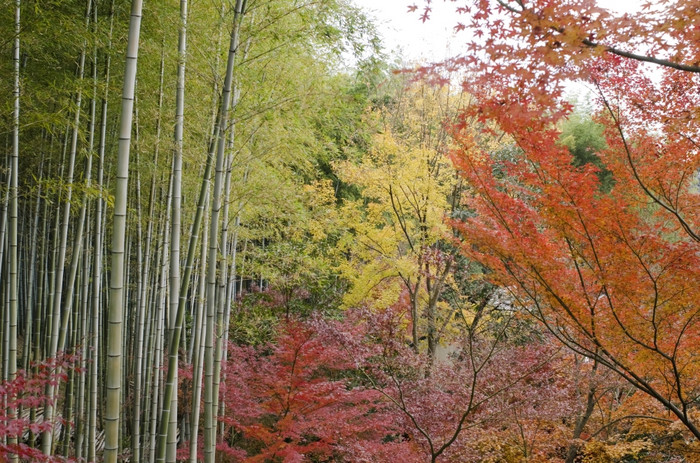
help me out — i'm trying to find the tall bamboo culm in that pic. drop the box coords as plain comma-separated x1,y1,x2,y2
105,1,143,462
7,0,21,460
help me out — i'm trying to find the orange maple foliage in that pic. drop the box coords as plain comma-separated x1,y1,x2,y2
417,0,700,440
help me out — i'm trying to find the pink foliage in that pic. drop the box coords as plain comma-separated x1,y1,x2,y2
217,308,600,462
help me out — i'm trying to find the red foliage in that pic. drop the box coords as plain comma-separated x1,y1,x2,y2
218,318,408,462
214,304,664,461
0,354,79,462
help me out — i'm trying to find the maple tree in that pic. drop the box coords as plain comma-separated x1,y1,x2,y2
214,318,409,462
331,300,587,463
0,355,78,462
206,297,688,462
411,0,700,442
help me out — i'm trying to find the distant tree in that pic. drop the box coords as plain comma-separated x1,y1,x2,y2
559,112,613,191
335,81,479,358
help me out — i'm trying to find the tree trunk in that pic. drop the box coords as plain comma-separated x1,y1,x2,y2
565,359,599,463
42,0,92,453
104,0,143,461
87,3,114,460
156,1,188,459
187,41,221,460
204,2,247,459
189,199,210,463
149,186,170,463
7,0,20,459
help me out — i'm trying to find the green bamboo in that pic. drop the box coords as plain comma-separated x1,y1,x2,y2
7,1,20,459
104,0,144,461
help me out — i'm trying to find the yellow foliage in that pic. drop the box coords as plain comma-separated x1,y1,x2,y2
334,127,454,308
332,80,502,352
581,439,653,463
303,179,339,242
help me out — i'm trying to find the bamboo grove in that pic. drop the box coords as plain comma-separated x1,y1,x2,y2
0,0,382,460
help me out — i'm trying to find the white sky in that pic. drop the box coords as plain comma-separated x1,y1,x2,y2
351,0,643,64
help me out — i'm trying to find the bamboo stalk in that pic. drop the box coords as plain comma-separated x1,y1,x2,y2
104,0,144,461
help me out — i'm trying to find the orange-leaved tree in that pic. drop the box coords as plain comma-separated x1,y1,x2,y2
417,0,700,441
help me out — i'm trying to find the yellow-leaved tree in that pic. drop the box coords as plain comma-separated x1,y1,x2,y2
335,81,472,357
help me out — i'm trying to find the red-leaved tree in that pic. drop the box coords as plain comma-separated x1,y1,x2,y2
332,303,589,463
213,305,657,462
214,318,412,462
0,355,78,462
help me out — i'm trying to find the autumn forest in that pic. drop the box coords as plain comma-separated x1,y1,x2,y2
0,0,699,461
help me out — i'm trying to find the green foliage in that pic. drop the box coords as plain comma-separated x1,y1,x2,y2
560,112,613,191
229,295,281,346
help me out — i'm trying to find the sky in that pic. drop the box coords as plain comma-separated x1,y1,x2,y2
351,0,643,64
